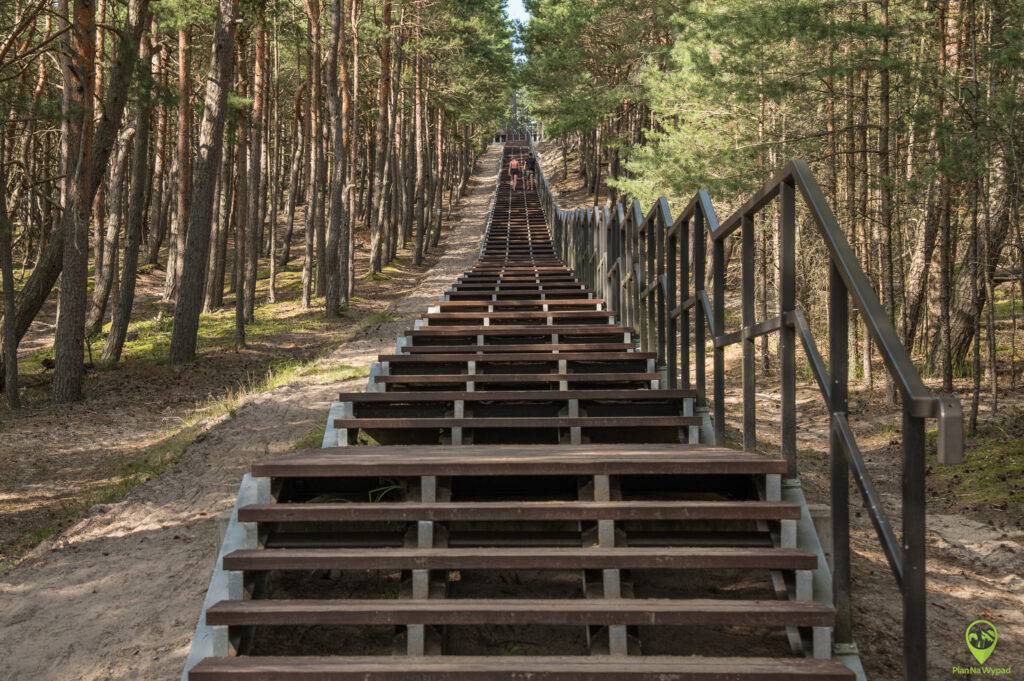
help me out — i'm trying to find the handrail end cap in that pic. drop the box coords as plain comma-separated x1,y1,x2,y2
936,396,965,465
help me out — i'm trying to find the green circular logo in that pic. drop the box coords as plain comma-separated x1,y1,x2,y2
965,619,998,665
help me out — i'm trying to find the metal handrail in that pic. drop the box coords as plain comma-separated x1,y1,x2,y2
526,135,963,681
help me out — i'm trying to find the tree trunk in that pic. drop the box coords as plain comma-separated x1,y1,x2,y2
302,1,322,308
145,42,170,265
324,0,349,316
1,140,18,407
429,107,444,248
937,0,953,391
233,92,249,347
368,0,392,272
346,0,360,300
168,0,239,364
413,55,427,265
86,127,134,337
103,21,153,363
244,16,266,323
164,28,191,303
878,0,896,404
53,0,98,403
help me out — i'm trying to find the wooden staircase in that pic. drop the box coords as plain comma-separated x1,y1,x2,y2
187,144,853,679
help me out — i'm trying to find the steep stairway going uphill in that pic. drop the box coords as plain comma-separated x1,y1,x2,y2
184,143,855,679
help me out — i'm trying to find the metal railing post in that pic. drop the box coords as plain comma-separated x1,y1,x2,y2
655,204,668,375
829,260,852,647
694,205,707,411
678,217,688,391
666,218,679,389
712,235,726,445
903,410,927,680
741,215,756,452
779,180,797,479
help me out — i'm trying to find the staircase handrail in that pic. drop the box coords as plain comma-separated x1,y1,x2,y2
527,137,963,681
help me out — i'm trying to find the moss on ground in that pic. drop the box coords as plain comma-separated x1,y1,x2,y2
292,423,327,450
928,420,1024,522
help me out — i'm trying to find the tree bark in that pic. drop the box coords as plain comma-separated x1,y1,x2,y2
368,0,392,272
103,20,153,363
244,16,266,323
146,40,170,264
53,0,98,403
1,139,18,407
86,126,134,337
324,0,349,315
168,0,239,364
164,28,191,302
413,55,427,265
301,0,322,308
279,84,305,268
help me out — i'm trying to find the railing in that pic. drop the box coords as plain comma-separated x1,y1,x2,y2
528,136,963,681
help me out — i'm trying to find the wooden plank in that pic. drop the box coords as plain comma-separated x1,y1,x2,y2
338,390,695,402
408,326,629,336
189,655,855,679
435,300,605,309
251,444,788,478
401,343,632,354
374,373,659,384
238,500,801,523
223,546,818,571
333,416,700,429
424,311,609,320
205,598,833,627
379,353,652,363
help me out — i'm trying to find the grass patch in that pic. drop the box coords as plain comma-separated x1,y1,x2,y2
928,423,1024,521
993,287,1022,320
353,309,397,334
293,423,327,450
18,286,353,380
361,271,392,283
89,421,205,506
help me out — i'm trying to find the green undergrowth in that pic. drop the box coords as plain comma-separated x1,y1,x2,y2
293,423,327,450
927,419,1024,523
19,271,359,379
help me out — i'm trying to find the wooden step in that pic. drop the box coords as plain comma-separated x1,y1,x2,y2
251,444,787,478
435,299,603,309
223,546,817,571
338,390,694,403
374,373,659,386
445,290,595,299
205,598,832,627
400,343,633,354
334,416,700,430
379,352,652,363
423,311,612,321
451,283,584,290
190,656,854,680
239,499,799,523
408,325,628,336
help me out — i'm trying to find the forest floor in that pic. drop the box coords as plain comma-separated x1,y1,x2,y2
0,145,499,680
536,140,1024,678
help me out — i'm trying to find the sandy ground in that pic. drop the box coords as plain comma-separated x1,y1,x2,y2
0,145,501,681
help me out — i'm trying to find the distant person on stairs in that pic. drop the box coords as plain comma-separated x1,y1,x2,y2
509,156,522,190
525,155,537,190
